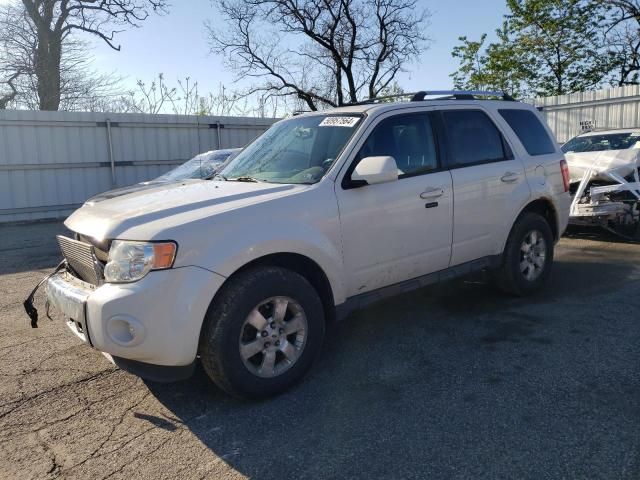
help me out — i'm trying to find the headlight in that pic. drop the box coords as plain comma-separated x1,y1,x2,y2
104,240,177,283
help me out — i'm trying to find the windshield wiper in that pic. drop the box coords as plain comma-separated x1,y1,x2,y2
231,176,261,183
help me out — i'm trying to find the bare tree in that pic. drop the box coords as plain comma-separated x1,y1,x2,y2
0,71,21,109
121,73,178,114
602,0,640,85
107,75,283,117
208,0,429,110
0,2,30,108
0,1,124,110
9,0,167,110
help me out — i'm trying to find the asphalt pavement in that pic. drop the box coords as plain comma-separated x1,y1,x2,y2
1,220,639,479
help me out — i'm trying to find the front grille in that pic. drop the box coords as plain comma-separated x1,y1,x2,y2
56,235,104,285
77,234,109,262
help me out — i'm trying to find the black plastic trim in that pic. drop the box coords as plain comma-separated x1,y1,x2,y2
335,255,502,321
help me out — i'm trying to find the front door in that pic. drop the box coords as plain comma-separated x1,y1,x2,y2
335,111,454,297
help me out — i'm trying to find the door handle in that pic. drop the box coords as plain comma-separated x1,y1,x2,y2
501,172,520,183
420,187,445,199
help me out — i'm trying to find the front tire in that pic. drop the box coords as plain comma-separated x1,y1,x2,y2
495,212,554,296
199,266,325,399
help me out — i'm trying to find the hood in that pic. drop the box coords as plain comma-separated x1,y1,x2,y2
85,180,182,203
66,180,306,241
565,149,640,183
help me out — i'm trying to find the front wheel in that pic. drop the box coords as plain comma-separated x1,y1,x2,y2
495,212,554,296
199,266,325,399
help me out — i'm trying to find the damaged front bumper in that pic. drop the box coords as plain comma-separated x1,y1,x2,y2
569,161,640,238
46,272,96,344
29,265,227,382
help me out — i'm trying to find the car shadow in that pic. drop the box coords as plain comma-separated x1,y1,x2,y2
142,251,640,479
564,224,640,245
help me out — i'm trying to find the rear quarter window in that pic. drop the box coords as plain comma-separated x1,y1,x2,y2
499,109,556,156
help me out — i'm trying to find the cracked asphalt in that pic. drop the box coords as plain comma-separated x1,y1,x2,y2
1,220,640,479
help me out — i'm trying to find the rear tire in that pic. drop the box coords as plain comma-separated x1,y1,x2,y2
199,266,325,399
495,212,554,296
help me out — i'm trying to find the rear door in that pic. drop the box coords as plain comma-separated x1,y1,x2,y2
438,108,531,266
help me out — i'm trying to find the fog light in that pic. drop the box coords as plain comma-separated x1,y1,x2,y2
106,316,145,347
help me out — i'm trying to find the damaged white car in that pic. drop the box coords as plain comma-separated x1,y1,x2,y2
562,129,640,239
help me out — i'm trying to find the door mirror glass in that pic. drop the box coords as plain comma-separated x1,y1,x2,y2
351,156,398,185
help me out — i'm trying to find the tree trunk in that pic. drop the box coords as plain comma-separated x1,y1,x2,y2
34,28,62,110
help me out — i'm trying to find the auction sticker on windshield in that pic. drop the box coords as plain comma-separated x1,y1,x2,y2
319,116,360,127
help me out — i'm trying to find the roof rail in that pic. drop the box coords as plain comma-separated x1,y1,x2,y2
345,93,416,106
340,90,517,107
411,90,517,102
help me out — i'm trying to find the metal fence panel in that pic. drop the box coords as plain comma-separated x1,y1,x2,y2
536,85,640,144
0,110,276,222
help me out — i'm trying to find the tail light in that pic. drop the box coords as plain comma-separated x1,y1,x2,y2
560,159,570,192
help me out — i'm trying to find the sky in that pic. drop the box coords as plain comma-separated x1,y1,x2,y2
85,0,509,96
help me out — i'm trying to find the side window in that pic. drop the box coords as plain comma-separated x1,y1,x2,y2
356,113,438,178
499,109,556,156
442,110,509,167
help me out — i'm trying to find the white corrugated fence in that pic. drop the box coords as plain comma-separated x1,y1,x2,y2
4,86,640,223
536,85,640,144
0,110,276,222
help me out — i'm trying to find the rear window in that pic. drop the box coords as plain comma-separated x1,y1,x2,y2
499,109,556,156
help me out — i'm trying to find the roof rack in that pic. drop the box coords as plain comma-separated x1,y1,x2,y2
411,90,517,102
343,90,517,106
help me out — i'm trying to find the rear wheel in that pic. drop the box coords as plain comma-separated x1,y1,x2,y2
199,266,325,399
495,212,554,296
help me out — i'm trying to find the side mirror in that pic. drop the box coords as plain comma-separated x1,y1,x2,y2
350,156,398,186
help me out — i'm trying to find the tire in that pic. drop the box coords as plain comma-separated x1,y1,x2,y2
199,266,325,399
495,212,554,296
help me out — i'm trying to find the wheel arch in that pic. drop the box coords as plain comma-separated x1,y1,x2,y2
499,196,559,255
209,252,337,325
517,197,559,241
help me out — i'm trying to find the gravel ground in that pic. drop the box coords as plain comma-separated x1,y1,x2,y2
1,220,640,480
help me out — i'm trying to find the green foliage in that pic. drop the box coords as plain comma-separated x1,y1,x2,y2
450,0,614,98
451,34,489,91
451,24,529,97
506,0,609,96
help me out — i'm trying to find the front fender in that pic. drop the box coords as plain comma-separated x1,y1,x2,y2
169,182,346,305
202,221,346,305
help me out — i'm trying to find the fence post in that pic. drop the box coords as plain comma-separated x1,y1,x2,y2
106,118,116,187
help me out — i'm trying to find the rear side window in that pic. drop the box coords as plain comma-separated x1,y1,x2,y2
499,109,556,156
442,110,509,167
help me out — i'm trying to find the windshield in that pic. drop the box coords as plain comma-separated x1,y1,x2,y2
219,114,363,184
562,133,640,153
156,149,238,181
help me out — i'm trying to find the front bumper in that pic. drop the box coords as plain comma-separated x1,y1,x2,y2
46,272,95,343
46,266,226,368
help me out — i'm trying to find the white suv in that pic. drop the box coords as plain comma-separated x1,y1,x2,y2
33,91,571,398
